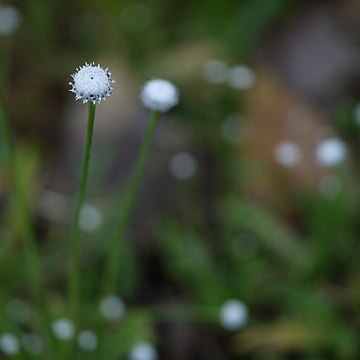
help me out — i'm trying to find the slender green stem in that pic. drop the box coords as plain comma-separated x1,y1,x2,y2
102,110,160,294
68,102,96,320
0,98,51,358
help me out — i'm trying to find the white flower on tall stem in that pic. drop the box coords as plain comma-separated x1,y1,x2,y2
140,79,179,112
68,62,114,321
102,78,180,294
69,62,114,104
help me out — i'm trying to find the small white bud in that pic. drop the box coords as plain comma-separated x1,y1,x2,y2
141,79,179,112
69,62,114,104
219,299,249,331
79,203,103,233
99,295,126,321
0,6,21,35
168,152,198,180
77,330,98,352
315,137,347,167
202,60,228,84
274,140,302,168
52,318,75,341
21,333,43,355
129,342,158,360
227,65,256,90
0,334,20,355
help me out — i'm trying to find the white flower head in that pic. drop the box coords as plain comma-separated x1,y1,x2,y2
219,299,249,331
69,62,114,104
315,137,347,167
141,79,179,112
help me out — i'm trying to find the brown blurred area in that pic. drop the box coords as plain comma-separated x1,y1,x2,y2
242,0,360,208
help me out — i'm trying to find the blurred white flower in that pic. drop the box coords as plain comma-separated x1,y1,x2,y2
141,79,179,112
0,5,21,35
274,140,302,168
0,334,19,355
168,152,198,180
77,330,98,352
129,342,158,360
315,138,347,167
100,295,126,321
79,203,103,233
219,299,248,331
52,318,75,341
227,65,256,90
69,62,114,104
202,60,228,84
21,333,43,355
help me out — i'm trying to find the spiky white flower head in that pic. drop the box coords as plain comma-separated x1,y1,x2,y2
219,299,249,331
129,341,158,360
69,62,114,104
315,137,347,167
141,79,179,112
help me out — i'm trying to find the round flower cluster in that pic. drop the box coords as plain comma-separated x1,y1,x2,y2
140,79,179,112
69,62,114,104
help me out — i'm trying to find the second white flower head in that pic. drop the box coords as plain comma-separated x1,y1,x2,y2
69,62,114,104
141,79,179,112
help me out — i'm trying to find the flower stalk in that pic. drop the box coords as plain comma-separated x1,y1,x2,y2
102,110,160,294
68,102,96,320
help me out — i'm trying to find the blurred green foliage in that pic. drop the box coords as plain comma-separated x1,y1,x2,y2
1,0,360,359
